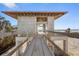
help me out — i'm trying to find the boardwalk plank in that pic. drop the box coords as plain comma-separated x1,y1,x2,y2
23,35,54,56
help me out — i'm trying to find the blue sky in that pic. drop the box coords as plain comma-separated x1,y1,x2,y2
0,3,79,29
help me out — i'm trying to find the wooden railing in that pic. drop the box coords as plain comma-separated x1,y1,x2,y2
44,35,69,56
47,31,79,38
0,32,17,55
2,38,32,56
8,38,28,56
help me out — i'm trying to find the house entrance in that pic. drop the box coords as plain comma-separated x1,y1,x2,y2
36,17,47,34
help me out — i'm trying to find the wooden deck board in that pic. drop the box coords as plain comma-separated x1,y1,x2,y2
23,35,54,56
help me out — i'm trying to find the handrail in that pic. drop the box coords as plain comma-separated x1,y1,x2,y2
1,37,29,56
47,31,79,38
44,35,69,56
47,31,68,36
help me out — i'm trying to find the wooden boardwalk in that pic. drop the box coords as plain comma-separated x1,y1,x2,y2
23,35,54,56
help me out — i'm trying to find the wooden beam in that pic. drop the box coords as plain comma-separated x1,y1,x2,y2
2,11,67,19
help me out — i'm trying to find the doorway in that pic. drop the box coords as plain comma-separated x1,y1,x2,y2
37,23,47,34
36,17,47,34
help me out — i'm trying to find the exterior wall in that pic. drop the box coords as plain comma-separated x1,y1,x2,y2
48,17,54,31
17,16,54,35
17,16,36,35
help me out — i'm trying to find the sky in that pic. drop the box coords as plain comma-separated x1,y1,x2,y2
0,3,79,29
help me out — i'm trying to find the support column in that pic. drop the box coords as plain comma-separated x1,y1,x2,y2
48,17,54,31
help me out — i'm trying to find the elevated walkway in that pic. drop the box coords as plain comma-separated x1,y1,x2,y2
1,32,69,56
23,35,54,56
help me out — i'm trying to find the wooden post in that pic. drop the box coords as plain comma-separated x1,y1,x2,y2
63,39,68,53
15,37,23,56
15,40,21,56
15,37,27,56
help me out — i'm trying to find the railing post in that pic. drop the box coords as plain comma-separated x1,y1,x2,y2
15,37,27,56
50,36,55,54
63,38,68,53
15,40,21,56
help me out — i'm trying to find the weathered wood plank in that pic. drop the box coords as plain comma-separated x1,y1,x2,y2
23,35,53,56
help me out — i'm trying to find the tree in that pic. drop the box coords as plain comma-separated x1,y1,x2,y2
0,17,5,31
0,16,13,32
4,20,13,32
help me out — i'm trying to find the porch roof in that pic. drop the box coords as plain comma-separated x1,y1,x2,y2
2,11,67,20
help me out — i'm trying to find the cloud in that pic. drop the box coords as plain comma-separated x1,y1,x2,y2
2,3,16,8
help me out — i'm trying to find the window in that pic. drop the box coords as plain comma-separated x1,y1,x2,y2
37,17,47,22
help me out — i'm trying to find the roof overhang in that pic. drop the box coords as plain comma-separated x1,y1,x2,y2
2,11,67,20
